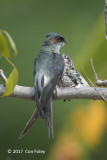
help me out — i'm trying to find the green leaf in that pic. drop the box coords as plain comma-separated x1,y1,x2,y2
1,67,18,97
2,31,18,56
0,32,11,57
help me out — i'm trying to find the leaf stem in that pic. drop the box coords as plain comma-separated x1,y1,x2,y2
5,57,15,68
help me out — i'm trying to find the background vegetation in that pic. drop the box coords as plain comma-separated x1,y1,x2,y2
0,0,107,160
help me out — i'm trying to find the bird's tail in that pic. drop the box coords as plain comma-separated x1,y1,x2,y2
19,109,39,139
44,96,54,139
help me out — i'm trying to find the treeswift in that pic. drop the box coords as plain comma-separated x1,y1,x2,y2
19,33,67,139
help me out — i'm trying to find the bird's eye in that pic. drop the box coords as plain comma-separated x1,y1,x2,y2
56,37,61,42
56,36,65,42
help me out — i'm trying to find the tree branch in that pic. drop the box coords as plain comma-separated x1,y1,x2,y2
0,84,107,101
1,56,107,102
82,67,107,102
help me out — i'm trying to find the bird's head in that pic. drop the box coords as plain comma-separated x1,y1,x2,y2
42,33,67,53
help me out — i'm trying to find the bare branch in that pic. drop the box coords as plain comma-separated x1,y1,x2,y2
82,67,107,102
96,80,107,87
0,57,107,102
91,59,107,87
0,84,107,101
0,69,7,87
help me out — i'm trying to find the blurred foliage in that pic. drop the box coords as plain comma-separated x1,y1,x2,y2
0,30,18,97
48,133,83,160
0,0,107,160
0,32,11,57
71,101,107,148
1,66,18,97
48,102,107,160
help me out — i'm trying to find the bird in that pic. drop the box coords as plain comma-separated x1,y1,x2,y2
19,33,67,139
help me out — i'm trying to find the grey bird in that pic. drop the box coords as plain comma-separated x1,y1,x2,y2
19,33,66,139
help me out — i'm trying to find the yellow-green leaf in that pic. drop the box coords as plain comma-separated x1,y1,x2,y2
0,32,11,57
2,31,18,56
1,67,18,97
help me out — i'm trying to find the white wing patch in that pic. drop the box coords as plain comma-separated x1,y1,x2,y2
44,74,50,87
34,72,50,94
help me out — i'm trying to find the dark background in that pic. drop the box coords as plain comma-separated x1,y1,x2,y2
0,0,107,160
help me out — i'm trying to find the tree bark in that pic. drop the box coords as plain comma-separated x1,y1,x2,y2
0,84,107,101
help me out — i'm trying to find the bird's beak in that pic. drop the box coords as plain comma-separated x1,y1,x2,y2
62,37,67,43
64,39,67,43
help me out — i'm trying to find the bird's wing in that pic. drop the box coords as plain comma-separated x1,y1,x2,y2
44,96,54,138
41,76,58,108
34,58,45,119
41,77,58,138
34,82,44,119
40,53,64,108
34,59,40,111
34,85,39,109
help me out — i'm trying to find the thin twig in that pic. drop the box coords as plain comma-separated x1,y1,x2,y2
91,59,107,87
82,67,107,102
96,80,107,87
0,69,7,87
91,59,98,81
